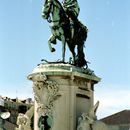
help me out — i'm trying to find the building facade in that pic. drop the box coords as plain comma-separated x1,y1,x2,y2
101,110,130,130
0,96,33,130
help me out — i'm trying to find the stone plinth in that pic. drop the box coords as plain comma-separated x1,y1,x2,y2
27,63,100,130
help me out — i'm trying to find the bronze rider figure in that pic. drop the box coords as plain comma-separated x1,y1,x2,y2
62,0,80,39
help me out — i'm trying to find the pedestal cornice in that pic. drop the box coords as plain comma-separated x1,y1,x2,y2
27,63,101,84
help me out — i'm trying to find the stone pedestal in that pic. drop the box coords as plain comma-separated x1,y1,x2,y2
27,63,100,130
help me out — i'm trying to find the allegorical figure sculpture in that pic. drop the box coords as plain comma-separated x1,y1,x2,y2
77,101,112,130
15,106,34,130
42,0,88,67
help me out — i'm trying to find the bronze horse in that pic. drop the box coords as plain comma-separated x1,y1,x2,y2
42,0,88,67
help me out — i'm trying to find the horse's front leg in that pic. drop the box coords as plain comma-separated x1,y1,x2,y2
57,26,66,62
48,35,56,52
61,35,66,62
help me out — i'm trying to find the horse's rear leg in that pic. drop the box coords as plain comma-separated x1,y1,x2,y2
48,35,56,52
68,44,76,64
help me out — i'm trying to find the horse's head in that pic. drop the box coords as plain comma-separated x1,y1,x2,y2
42,0,53,20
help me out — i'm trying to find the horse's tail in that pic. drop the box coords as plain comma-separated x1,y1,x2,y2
78,21,88,42
74,21,88,67
74,42,87,68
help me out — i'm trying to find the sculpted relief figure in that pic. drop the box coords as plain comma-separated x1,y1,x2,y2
77,101,114,130
42,0,88,67
28,73,60,130
38,115,53,130
15,106,34,130
29,73,59,116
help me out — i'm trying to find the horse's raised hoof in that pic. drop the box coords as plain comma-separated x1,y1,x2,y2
50,48,55,52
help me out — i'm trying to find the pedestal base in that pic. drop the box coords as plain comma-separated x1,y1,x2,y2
28,63,100,130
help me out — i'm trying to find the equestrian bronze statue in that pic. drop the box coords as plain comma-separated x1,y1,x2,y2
42,0,88,67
